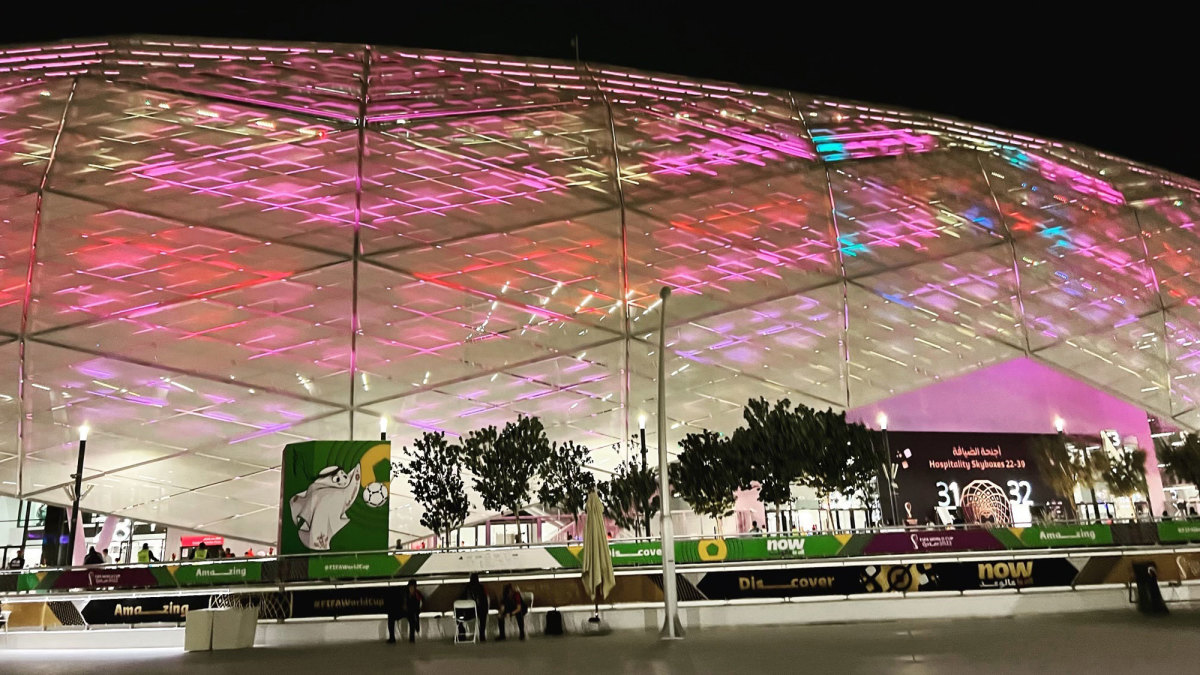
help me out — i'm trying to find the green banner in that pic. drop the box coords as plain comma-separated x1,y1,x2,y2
171,561,262,586
991,524,1114,548
547,534,848,568
280,440,393,555
308,553,403,580
1158,520,1200,543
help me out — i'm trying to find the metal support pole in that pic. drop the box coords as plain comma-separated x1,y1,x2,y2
639,421,650,539
656,286,681,639
67,426,88,566
881,429,896,526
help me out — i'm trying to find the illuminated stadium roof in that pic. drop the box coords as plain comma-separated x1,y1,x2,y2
1,36,1197,542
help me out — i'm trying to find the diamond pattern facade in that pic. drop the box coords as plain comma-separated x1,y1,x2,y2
0,37,1195,543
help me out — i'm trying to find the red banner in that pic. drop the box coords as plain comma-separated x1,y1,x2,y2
53,567,159,590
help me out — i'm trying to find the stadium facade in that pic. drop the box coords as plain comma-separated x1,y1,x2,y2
0,37,1192,542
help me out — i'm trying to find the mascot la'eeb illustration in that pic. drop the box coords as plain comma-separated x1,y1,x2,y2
280,440,392,555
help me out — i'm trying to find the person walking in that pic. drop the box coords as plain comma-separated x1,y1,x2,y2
496,583,527,641
84,547,104,566
137,543,159,563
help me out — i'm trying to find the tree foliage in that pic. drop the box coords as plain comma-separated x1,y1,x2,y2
671,429,738,524
401,431,470,545
798,408,881,507
1102,447,1148,498
1029,434,1108,519
462,415,552,534
600,459,660,536
733,398,809,530
537,440,597,527
1159,433,1200,491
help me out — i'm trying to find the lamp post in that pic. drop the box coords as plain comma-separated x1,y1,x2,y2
380,415,388,441
67,424,88,566
877,413,897,526
656,286,681,639
639,414,650,538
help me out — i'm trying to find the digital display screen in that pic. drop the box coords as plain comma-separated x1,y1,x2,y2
886,431,1066,525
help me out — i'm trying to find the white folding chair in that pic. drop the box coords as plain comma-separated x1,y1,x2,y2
453,600,478,644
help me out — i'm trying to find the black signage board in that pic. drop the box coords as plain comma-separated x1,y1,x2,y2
887,431,1065,524
81,594,213,625
696,558,1081,600
289,587,388,619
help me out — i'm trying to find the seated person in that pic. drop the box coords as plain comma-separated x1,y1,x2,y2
497,583,527,641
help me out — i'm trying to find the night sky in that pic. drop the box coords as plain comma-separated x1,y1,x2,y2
3,4,1195,179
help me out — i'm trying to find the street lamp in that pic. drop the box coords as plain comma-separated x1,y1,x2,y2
1054,416,1065,434
656,286,681,639
379,415,388,441
876,413,897,526
638,414,650,538
67,424,89,566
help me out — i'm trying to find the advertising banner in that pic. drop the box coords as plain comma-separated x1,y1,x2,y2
290,587,387,619
280,440,392,555
1157,520,1200,543
171,561,262,586
695,557,1082,600
887,431,1065,525
80,594,213,625
307,554,413,580
548,535,850,569
990,524,1114,548
52,567,162,590
862,529,1005,555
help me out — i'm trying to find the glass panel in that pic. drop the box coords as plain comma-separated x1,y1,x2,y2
829,150,1008,277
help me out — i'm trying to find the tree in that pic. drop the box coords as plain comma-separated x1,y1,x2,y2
797,408,881,526
1159,433,1200,491
1102,447,1148,499
538,440,597,530
401,431,470,547
1030,434,1107,520
600,459,660,537
734,398,810,532
462,415,552,541
671,429,739,531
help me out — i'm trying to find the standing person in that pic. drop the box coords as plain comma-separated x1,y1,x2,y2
194,543,208,560
7,548,26,570
137,543,159,563
459,573,489,642
101,548,112,564
224,547,234,559
84,547,103,566
749,520,762,534
403,580,424,643
496,583,527,641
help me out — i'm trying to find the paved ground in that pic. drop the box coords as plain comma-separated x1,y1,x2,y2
4,610,1200,674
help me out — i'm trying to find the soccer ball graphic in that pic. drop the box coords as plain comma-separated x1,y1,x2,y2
362,482,389,508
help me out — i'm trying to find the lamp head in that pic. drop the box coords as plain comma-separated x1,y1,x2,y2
1054,417,1065,434
379,415,388,435
638,414,647,430
78,424,89,442
876,412,888,431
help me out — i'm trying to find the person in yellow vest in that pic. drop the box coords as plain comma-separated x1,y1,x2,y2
194,543,208,560
137,543,159,564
